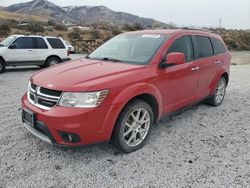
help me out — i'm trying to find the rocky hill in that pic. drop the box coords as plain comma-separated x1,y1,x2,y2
4,0,168,27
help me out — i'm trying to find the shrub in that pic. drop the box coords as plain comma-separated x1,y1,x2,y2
90,29,101,39
0,24,11,37
26,21,45,33
54,24,67,31
67,28,82,40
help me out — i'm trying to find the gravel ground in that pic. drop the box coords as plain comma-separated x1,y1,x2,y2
0,63,250,188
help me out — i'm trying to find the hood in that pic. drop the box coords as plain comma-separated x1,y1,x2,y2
31,58,146,91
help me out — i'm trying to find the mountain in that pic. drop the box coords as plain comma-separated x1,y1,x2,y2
4,0,168,27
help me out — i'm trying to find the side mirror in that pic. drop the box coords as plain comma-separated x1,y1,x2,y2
159,52,185,68
8,43,16,49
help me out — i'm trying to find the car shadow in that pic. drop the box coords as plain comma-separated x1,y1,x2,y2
6,66,41,72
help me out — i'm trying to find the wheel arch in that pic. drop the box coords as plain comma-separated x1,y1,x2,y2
45,55,61,63
209,67,229,95
105,83,163,141
0,56,6,64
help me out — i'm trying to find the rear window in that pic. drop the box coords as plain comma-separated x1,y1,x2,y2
195,36,213,58
211,38,227,55
36,38,48,49
46,38,65,49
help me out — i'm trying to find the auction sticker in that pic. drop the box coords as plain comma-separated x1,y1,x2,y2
142,34,161,38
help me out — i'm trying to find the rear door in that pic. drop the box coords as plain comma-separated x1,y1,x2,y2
192,35,216,98
46,38,67,60
6,37,38,65
160,35,200,114
210,37,228,73
34,37,49,64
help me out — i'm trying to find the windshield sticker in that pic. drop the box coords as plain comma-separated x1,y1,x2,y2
142,34,161,38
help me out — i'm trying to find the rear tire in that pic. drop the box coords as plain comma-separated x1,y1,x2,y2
45,57,60,67
112,99,154,153
207,77,227,106
0,59,6,74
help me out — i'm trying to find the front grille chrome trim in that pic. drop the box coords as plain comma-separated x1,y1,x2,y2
27,84,62,110
37,87,61,100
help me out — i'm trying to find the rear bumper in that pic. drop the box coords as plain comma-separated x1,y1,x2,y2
21,93,121,147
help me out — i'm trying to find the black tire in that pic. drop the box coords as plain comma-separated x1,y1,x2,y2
207,77,227,106
0,59,6,74
112,99,154,153
45,57,60,67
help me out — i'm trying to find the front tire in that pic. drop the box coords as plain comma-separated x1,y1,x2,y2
207,77,227,106
112,99,154,153
0,59,6,74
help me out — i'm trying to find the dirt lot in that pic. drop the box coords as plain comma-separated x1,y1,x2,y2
0,60,250,187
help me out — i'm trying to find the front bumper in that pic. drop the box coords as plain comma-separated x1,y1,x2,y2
21,93,121,147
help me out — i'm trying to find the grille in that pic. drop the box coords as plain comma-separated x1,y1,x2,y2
28,83,62,110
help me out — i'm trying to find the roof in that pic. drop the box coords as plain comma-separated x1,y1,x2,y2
10,34,62,38
126,29,221,39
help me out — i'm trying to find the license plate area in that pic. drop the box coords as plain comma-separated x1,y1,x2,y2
22,108,36,127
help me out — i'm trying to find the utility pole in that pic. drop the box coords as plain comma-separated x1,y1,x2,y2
218,18,222,35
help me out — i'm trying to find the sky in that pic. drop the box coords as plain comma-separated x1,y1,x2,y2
1,0,250,29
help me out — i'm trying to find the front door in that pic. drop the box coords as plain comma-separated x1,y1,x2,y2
6,37,37,65
160,35,199,114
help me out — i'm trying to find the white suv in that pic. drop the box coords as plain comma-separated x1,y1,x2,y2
0,35,70,73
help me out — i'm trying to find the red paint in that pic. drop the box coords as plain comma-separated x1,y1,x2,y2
21,30,231,146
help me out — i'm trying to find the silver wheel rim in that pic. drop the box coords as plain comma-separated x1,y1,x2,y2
49,60,58,66
123,108,150,147
215,79,226,103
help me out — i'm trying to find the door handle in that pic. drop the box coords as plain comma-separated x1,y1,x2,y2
191,66,200,71
214,60,221,64
28,50,33,52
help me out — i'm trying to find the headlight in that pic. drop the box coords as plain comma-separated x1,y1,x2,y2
58,90,109,108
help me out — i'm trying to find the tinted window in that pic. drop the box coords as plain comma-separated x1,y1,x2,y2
211,38,227,55
46,38,65,49
167,36,194,62
12,37,35,49
36,38,48,49
195,36,213,58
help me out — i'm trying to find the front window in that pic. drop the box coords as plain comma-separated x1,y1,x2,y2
88,34,167,65
0,36,17,47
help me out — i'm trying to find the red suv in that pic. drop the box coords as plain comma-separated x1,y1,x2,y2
21,29,231,152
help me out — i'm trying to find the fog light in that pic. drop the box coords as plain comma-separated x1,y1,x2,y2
58,131,81,143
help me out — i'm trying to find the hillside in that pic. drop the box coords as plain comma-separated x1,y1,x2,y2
0,10,47,21
4,0,168,27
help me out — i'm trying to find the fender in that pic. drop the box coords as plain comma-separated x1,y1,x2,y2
209,65,229,95
101,82,163,140
112,82,162,118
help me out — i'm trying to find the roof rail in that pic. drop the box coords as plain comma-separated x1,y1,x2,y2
177,27,213,33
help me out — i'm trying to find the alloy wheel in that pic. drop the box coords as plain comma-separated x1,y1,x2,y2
215,79,226,104
123,108,150,147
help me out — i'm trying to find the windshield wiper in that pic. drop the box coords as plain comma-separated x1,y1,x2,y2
102,57,124,63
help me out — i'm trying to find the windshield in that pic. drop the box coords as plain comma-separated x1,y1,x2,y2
88,33,168,65
0,36,16,47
